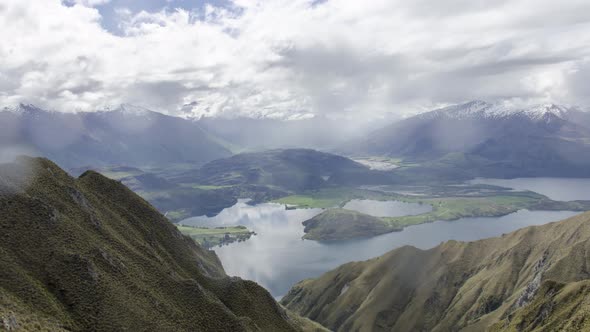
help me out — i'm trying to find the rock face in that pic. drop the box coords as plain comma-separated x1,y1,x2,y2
0,157,324,332
282,211,590,331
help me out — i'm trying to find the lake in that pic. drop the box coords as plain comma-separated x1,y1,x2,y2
468,177,590,201
181,201,579,298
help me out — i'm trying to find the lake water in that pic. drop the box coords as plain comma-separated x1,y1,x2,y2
468,177,590,201
343,199,432,217
181,201,579,298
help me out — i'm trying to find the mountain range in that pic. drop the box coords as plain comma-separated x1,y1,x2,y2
3,101,590,180
0,104,231,169
346,101,590,178
0,103,386,171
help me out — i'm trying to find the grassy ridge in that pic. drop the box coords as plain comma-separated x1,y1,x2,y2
283,211,590,331
0,157,326,332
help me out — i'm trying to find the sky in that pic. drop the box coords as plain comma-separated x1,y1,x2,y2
0,0,589,119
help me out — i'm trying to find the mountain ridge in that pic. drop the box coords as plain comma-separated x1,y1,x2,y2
417,101,579,122
177,148,389,191
0,156,325,331
282,210,590,331
344,100,590,178
0,104,232,169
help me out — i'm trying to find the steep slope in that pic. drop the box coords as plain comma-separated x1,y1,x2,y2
178,149,387,191
0,104,231,169
0,157,324,331
282,211,590,331
346,101,590,177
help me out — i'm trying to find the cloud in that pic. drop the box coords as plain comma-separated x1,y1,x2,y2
0,0,589,119
63,0,111,7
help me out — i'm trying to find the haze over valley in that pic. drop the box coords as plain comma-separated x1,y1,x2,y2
3,1,590,331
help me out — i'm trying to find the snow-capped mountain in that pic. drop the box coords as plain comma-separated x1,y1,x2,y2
0,104,231,169
344,100,590,177
419,100,577,123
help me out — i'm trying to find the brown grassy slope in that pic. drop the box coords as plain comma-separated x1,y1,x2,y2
0,157,324,332
282,210,590,331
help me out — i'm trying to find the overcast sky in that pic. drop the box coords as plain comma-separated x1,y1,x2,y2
1,0,589,119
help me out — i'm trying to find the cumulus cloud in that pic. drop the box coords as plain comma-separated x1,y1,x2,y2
0,0,589,119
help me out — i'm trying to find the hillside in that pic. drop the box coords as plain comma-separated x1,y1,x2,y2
0,157,324,331
346,101,590,178
177,149,388,191
0,104,231,169
302,209,394,241
283,211,590,331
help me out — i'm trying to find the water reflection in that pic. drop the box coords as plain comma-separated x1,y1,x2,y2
182,202,578,297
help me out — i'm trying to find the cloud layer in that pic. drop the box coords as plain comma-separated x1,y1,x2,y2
1,0,589,118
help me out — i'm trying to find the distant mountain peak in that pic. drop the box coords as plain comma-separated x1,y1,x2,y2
419,100,492,120
101,103,155,116
1,103,46,114
522,103,570,120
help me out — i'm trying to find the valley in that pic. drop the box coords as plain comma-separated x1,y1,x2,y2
4,102,590,331
78,144,590,248
180,199,580,298
5,1,590,330
175,173,590,299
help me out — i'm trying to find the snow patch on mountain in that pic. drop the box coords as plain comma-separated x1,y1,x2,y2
2,104,47,114
97,104,158,117
0,104,64,120
1,103,160,118
521,104,570,121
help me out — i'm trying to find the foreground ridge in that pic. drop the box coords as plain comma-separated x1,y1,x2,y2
0,157,324,331
283,209,590,331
